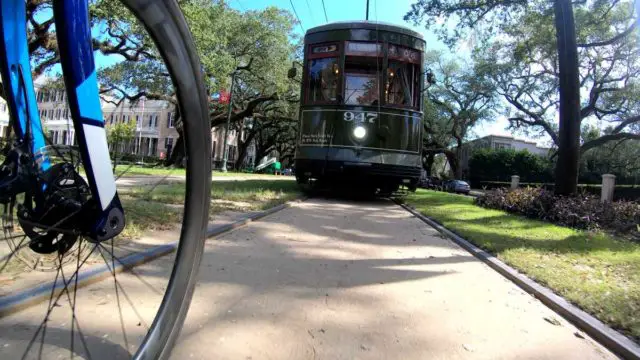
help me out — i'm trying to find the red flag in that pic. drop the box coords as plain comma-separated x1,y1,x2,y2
218,90,230,104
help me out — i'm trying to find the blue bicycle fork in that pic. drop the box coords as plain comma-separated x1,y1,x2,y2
0,0,124,241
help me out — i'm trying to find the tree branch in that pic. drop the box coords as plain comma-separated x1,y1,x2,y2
581,132,640,153
577,24,635,48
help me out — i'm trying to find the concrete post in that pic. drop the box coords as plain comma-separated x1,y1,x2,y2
601,174,616,203
511,175,520,189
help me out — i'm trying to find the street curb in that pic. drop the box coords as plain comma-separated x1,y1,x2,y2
396,200,640,360
0,197,304,318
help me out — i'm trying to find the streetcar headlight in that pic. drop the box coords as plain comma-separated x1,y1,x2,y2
353,126,366,139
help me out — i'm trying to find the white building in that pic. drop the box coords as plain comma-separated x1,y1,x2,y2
457,134,551,176
0,77,256,168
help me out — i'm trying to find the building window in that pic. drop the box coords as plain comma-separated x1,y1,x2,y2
228,145,236,161
63,108,69,119
62,130,68,145
167,112,174,128
48,109,54,119
1,104,6,112
115,115,120,123
149,138,158,156
123,115,128,124
148,114,158,128
164,137,174,149
56,109,61,119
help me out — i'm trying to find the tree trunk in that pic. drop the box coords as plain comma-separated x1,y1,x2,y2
112,139,119,173
235,130,257,170
165,134,186,167
444,150,458,178
424,152,435,176
455,140,463,179
553,0,581,195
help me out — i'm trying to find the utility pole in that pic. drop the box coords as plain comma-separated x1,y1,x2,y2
553,0,581,195
365,0,369,20
221,71,237,172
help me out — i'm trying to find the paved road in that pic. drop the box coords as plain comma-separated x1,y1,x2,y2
0,198,617,359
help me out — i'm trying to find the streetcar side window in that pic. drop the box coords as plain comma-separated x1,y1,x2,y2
385,45,421,109
307,57,340,103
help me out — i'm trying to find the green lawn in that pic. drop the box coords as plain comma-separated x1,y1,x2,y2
405,189,640,341
126,179,300,214
113,164,281,178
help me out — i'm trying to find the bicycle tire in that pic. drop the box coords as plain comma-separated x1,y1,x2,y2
119,0,211,358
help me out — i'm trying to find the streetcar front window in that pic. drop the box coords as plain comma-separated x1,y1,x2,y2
344,58,381,106
343,42,382,106
308,57,340,103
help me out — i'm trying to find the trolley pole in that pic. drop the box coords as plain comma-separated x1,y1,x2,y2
365,0,369,20
221,71,237,173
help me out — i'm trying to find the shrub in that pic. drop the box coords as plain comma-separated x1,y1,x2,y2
475,187,640,239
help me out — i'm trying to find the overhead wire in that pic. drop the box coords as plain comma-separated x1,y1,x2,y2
289,0,306,33
375,0,381,116
321,0,329,23
304,0,316,26
233,0,246,12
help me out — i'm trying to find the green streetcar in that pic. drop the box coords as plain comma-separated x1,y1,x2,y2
292,21,428,194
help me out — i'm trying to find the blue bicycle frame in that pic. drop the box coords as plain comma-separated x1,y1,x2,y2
0,0,124,240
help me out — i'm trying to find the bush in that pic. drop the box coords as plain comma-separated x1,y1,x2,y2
475,187,640,239
469,148,553,187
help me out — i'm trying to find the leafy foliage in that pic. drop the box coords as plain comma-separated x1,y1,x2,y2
469,148,552,185
423,51,497,178
475,187,640,237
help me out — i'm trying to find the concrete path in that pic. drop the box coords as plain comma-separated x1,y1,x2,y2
172,198,614,360
0,198,617,359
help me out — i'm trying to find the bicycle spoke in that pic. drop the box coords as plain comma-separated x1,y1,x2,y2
96,243,150,331
114,163,136,181
22,254,62,360
97,241,163,297
20,244,97,359
58,241,93,360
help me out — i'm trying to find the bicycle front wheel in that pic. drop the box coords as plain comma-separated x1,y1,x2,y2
0,0,211,359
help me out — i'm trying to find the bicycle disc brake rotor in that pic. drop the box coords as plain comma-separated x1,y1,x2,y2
19,161,91,255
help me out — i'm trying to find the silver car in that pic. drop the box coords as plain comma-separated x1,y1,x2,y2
444,180,470,194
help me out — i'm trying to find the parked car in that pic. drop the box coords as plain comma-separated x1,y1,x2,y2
443,180,471,194
427,177,442,190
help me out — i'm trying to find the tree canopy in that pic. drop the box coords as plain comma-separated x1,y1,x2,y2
407,0,639,192
18,0,301,167
423,51,497,178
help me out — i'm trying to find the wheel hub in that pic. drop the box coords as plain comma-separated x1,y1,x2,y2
18,162,91,255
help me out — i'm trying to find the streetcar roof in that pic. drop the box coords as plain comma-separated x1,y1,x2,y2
305,21,424,40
